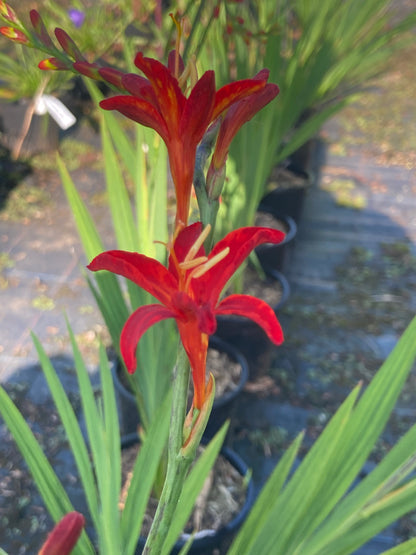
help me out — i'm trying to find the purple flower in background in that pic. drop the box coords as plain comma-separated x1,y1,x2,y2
68,8,85,28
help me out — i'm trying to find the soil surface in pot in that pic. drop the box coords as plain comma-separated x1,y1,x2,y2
266,165,309,192
119,444,247,537
225,264,284,307
255,210,288,235
206,346,242,398
118,344,243,404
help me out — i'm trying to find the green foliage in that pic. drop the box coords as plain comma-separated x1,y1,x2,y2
0,326,228,554
0,45,73,100
230,316,416,554
199,0,416,235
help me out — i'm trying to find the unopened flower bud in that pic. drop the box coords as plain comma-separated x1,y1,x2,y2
0,26,29,44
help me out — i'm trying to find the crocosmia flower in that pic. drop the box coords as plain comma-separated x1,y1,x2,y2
99,53,270,227
88,223,285,410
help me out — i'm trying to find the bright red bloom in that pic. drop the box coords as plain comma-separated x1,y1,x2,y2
88,223,285,410
39,512,85,555
98,53,269,227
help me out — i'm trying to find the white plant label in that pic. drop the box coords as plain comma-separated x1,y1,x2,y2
35,95,76,130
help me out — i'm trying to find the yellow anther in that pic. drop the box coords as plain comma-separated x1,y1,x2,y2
190,247,230,279
184,224,211,263
179,255,208,270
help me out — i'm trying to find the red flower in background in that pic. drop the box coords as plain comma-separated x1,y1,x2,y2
99,53,269,227
39,512,85,555
88,223,285,410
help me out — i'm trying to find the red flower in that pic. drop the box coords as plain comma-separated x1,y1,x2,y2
38,512,85,555
88,223,284,409
98,53,268,227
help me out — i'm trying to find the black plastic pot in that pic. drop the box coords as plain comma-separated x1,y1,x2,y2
260,182,308,225
123,436,255,555
113,336,250,437
260,162,311,225
216,269,290,373
255,207,297,273
112,359,141,436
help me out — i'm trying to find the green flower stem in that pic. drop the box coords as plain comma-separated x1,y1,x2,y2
143,342,193,555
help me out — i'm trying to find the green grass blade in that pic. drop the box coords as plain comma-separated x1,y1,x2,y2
57,154,104,260
100,117,138,251
68,325,123,552
121,392,172,555
82,79,137,178
305,423,416,554
0,386,94,555
381,537,416,555
58,145,131,346
244,385,361,555
97,344,123,552
229,431,304,555
31,331,99,529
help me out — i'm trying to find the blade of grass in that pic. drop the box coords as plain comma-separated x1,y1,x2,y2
121,392,172,555
0,386,94,554
31,331,99,530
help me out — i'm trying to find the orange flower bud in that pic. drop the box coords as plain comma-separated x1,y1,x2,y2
38,57,70,71
0,1,19,24
0,26,28,44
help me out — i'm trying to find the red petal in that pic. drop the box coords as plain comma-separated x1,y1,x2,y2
87,250,177,307
177,321,209,410
216,294,284,345
121,305,175,372
168,222,204,278
212,78,267,121
121,73,157,104
30,10,54,48
212,82,279,169
99,96,169,142
54,28,85,61
73,61,101,80
167,50,184,75
97,67,126,90
180,71,216,144
39,512,85,555
191,227,285,305
134,53,185,132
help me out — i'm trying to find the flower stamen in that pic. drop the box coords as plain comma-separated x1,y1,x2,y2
190,247,230,280
184,224,211,263
179,255,208,271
